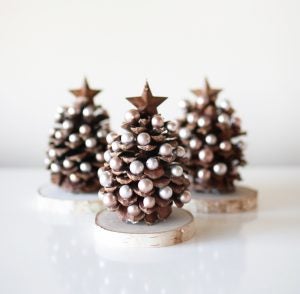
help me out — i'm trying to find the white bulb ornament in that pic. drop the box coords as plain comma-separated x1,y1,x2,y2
159,186,173,200
213,163,228,176
129,160,144,175
137,132,151,146
119,185,133,199
54,131,63,139
138,178,153,193
159,143,173,156
63,159,74,169
62,120,74,130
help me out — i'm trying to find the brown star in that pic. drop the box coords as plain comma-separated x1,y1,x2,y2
191,78,222,101
126,81,167,115
70,78,101,103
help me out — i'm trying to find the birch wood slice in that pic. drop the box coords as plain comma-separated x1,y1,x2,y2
37,183,103,214
95,208,195,248
187,186,258,214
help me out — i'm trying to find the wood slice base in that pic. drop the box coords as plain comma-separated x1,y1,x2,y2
95,208,195,248
37,183,103,214
186,186,258,214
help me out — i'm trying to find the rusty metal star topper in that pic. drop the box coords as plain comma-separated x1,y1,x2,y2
191,78,222,101
70,78,101,103
126,81,167,115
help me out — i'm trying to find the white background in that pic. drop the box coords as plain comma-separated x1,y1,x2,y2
0,0,299,167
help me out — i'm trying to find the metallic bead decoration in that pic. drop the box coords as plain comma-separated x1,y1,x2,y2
189,138,202,149
180,191,191,203
178,99,190,109
159,143,173,156
137,132,151,146
119,185,133,199
63,159,74,169
54,130,63,139
197,116,210,127
85,137,97,148
56,106,65,114
96,152,105,162
187,112,198,124
97,167,105,178
67,107,76,116
151,115,164,128
83,106,94,117
111,141,121,152
99,171,113,187
69,173,80,183
205,134,217,145
127,205,141,216
176,146,186,157
146,157,159,170
218,113,231,125
196,96,209,106
102,193,117,208
171,165,183,177
69,133,80,143
219,141,232,151
159,186,173,200
44,158,51,166
109,157,122,171
50,163,60,173
104,150,112,162
79,124,91,135
143,196,155,208
219,99,231,111
197,169,211,181
166,121,178,132
129,160,144,175
80,162,92,173
138,178,153,193
48,148,56,158
121,132,134,144
213,163,228,176
198,148,214,163
179,128,191,139
124,109,140,123
62,120,74,130
97,129,107,138
106,132,118,144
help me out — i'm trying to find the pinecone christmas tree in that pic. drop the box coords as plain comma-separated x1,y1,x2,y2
45,78,110,193
177,79,246,193
98,82,191,225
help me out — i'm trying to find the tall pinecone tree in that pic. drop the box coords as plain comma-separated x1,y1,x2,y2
45,78,110,193
99,82,191,225
177,79,246,193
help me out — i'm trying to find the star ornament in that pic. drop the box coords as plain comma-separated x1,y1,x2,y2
191,78,222,101
70,78,101,103
126,82,167,115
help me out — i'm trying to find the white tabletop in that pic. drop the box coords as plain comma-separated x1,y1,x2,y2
1,167,300,294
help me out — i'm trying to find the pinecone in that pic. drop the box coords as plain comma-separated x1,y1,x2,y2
177,78,246,193
99,82,191,225
45,78,110,193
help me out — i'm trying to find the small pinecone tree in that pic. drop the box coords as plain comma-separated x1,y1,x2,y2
99,82,191,225
45,78,110,193
177,79,246,193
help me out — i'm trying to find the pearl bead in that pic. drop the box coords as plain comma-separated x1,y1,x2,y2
109,157,122,171
218,113,230,125
69,134,80,143
159,186,173,200
54,131,63,139
121,133,134,144
127,205,140,216
197,116,210,127
146,157,159,170
80,162,92,172
54,113,62,121
137,132,151,146
106,132,118,144
85,138,97,148
48,149,56,158
219,99,231,110
213,163,228,176
111,141,121,152
178,99,190,109
176,146,185,157
49,128,55,136
189,138,202,149
50,163,60,173
197,169,211,180
67,107,76,116
205,134,217,145
70,173,79,183
99,171,113,187
167,121,178,132
97,167,105,177
97,130,107,138
151,115,164,128
159,143,173,156
198,148,214,163
63,159,74,169
196,96,209,106
44,158,51,166
187,112,198,124
138,178,153,193
96,152,105,162
83,106,94,117
179,128,191,139
171,165,183,177
104,150,112,162
124,109,140,123
180,190,191,203
56,106,65,114
219,141,232,151
102,193,117,208
79,124,91,135
119,185,133,199
143,196,155,208
129,160,144,174
62,120,74,130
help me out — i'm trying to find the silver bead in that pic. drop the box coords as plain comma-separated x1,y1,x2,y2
187,112,198,124
151,115,164,128
85,138,97,148
111,141,121,152
127,205,141,216
97,129,107,138
205,134,217,145
197,169,211,180
79,124,91,135
56,106,65,114
121,133,134,144
213,163,228,176
143,196,155,208
197,116,210,127
146,157,159,170
50,163,60,173
179,128,191,139
48,149,56,158
109,157,122,171
178,99,190,109
198,148,214,163
69,173,80,183
159,143,173,156
137,132,151,146
219,141,232,151
171,165,183,177
83,106,94,117
129,160,144,175
119,185,133,199
67,107,76,116
99,171,113,187
124,109,140,123
218,113,231,125
96,152,105,162
196,96,209,106
106,132,118,144
63,159,74,169
54,130,63,139
189,138,202,149
97,167,105,177
159,186,173,200
166,121,178,132
80,162,92,172
102,193,117,208
69,133,80,143
176,146,185,157
138,178,153,193
104,150,112,162
179,190,191,203
62,120,74,130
